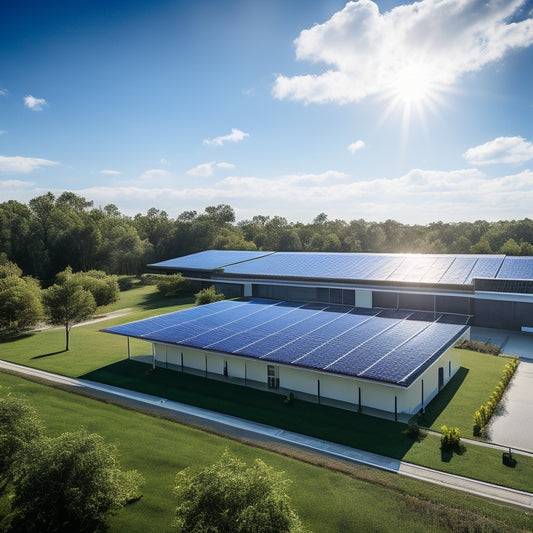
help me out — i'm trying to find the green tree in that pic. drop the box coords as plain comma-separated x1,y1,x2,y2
0,395,44,493
5,428,144,533
173,450,306,533
195,285,225,306
71,270,120,306
0,259,43,336
499,238,521,256
42,268,96,351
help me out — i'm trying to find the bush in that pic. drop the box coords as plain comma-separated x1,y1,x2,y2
156,273,189,297
117,276,134,291
403,422,426,441
70,270,119,307
455,339,500,355
195,285,225,306
472,358,519,436
440,425,462,453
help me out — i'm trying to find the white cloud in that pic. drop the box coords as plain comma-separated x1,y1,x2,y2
203,128,249,146
159,158,170,166
0,88,7,96
0,179,36,189
187,161,216,177
100,169,122,175
217,162,236,170
139,169,171,181
24,95,48,111
0,130,6,135
463,136,533,165
187,161,236,177
273,0,533,104
0,155,59,173
348,140,365,154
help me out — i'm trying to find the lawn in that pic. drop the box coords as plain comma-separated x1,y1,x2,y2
1,284,532,492
0,372,531,533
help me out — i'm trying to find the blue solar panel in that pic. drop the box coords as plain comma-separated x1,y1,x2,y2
497,257,533,280
468,256,505,282
104,298,467,387
149,250,274,271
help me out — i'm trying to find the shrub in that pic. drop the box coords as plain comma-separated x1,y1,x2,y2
440,425,462,453
472,358,519,436
156,273,189,297
403,422,426,441
195,285,225,306
117,276,134,291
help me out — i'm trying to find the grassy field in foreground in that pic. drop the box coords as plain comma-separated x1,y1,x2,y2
1,285,531,491
0,372,531,533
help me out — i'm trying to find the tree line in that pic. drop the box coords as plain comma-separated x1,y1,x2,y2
2,191,533,283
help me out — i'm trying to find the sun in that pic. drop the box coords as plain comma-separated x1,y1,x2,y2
377,59,450,140
394,63,434,105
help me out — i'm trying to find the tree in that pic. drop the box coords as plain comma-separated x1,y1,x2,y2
0,258,43,336
195,285,225,306
71,270,120,306
42,268,96,351
173,450,305,533
5,428,144,533
499,238,521,256
0,395,44,493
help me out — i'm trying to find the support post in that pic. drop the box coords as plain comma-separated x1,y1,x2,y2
152,344,156,369
394,396,398,422
421,379,425,414
317,379,321,405
358,387,362,413
180,352,184,372
127,337,130,360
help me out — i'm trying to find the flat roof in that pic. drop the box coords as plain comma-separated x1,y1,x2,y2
148,251,533,287
104,299,468,387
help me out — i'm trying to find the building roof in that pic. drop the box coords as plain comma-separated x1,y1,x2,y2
149,250,533,289
104,298,468,387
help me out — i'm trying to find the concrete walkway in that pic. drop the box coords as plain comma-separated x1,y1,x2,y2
1,359,532,509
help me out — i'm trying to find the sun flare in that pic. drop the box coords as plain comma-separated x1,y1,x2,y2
394,63,433,105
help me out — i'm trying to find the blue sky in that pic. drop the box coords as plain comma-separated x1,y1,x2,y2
1,0,533,224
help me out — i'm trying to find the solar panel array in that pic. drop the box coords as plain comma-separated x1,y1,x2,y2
104,299,467,387
148,250,273,271
149,251,533,287
222,252,513,286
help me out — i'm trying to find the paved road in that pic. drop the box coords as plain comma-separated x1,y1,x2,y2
1,359,532,510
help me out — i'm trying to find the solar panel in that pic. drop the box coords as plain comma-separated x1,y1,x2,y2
149,250,274,271
104,298,467,387
468,256,505,282
497,257,533,280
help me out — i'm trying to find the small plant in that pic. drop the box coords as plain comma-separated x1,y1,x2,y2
403,422,426,441
503,448,517,467
283,392,295,406
440,425,463,453
195,285,225,306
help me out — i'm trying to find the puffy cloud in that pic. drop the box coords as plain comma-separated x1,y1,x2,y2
0,155,59,173
203,128,249,146
273,0,533,104
24,95,48,111
348,140,365,154
139,169,171,182
463,136,533,165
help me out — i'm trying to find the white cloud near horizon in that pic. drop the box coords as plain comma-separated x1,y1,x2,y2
0,155,59,173
0,179,36,189
24,95,48,111
463,136,533,165
273,0,533,104
203,128,249,146
348,140,365,154
67,165,533,224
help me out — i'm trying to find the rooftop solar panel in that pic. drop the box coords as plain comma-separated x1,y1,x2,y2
497,257,533,280
149,250,274,271
104,298,466,388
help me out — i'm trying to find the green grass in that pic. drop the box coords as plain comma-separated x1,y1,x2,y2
1,372,531,533
1,285,532,492
418,348,513,436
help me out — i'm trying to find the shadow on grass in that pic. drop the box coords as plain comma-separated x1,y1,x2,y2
0,332,37,344
416,367,469,427
32,350,67,359
81,359,418,460
139,292,195,311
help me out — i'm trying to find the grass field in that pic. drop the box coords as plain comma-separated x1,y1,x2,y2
1,372,531,533
1,284,532,493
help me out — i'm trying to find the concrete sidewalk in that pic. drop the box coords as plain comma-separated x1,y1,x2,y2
1,359,532,509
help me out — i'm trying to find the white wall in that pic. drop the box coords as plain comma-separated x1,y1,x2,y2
355,289,373,308
152,333,467,415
